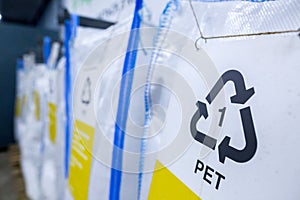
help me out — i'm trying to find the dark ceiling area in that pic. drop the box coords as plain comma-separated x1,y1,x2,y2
0,0,51,25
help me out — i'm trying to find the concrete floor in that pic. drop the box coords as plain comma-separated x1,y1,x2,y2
0,150,18,200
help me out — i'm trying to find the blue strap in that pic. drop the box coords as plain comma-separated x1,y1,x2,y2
64,19,71,178
109,0,143,199
16,59,23,70
64,14,79,179
43,36,51,65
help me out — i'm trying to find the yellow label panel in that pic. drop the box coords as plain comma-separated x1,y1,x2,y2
15,97,22,117
148,160,201,200
48,102,57,144
68,120,95,200
33,91,40,121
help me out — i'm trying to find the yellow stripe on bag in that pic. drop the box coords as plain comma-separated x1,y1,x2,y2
15,97,22,117
148,160,201,200
48,102,57,144
68,120,95,200
34,91,40,121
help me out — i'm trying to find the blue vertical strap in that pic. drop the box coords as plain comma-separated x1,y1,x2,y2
16,59,23,70
137,1,178,199
71,14,79,39
109,0,143,199
43,36,51,65
64,19,72,178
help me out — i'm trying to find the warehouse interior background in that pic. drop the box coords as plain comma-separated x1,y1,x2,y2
0,0,59,147
0,0,59,199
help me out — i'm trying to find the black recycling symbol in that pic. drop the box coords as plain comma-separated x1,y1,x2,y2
190,70,257,164
81,77,91,105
